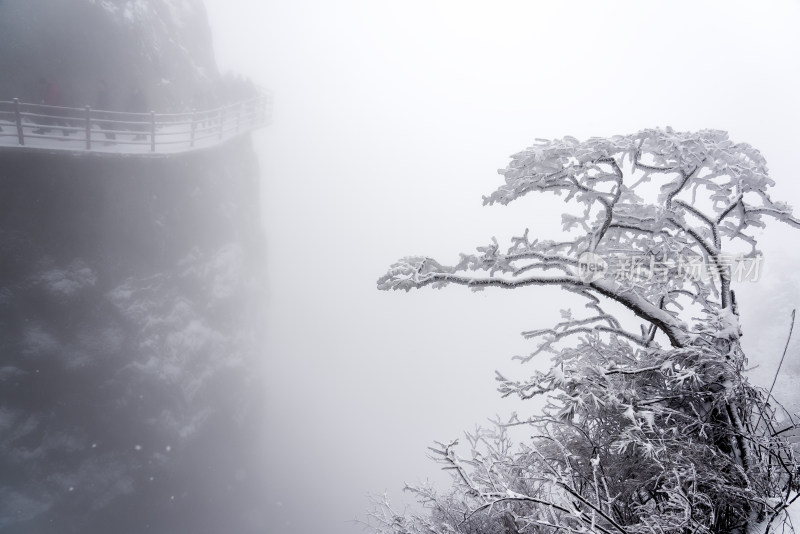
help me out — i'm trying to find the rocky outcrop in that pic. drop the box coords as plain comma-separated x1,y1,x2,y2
0,2,272,531
0,141,269,534
0,0,218,111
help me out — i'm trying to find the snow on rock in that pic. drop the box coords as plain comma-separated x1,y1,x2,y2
107,243,252,422
21,324,60,358
0,119,265,532
179,243,245,301
36,260,97,298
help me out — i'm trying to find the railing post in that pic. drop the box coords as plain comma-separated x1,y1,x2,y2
85,106,92,150
13,98,24,146
218,107,225,140
150,111,156,152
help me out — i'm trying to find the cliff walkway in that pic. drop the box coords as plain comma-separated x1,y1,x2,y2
0,91,271,155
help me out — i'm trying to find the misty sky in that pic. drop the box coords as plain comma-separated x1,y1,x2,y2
202,1,800,532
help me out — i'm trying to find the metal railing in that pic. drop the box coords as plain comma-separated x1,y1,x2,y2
0,90,272,154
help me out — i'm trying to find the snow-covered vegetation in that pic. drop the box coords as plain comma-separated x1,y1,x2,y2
375,129,800,534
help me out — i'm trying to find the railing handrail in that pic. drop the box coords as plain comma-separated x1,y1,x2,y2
0,89,269,117
0,89,272,154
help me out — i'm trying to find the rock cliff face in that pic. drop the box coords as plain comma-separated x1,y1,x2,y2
0,2,270,533
0,0,218,111
0,143,269,534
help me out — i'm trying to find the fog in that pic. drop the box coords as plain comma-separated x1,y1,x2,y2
203,1,800,532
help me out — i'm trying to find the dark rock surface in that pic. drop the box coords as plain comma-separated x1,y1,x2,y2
0,0,218,112
0,141,270,534
0,2,273,531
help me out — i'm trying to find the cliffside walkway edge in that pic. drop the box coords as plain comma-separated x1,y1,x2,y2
0,90,272,155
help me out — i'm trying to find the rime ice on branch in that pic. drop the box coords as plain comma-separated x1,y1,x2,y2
374,128,800,534
379,128,800,349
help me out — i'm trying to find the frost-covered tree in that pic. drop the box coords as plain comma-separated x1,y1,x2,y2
373,129,800,534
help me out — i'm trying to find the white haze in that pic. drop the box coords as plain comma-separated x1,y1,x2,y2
203,1,800,532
